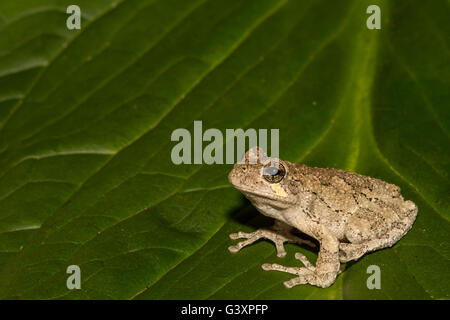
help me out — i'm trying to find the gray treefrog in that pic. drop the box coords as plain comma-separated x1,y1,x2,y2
228,147,418,288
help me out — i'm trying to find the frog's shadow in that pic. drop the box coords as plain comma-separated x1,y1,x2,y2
227,196,319,255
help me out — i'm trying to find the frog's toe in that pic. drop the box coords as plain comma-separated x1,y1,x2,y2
262,263,313,277
294,252,315,271
283,276,310,288
262,262,324,288
283,269,317,288
284,271,336,288
229,231,251,240
228,237,260,253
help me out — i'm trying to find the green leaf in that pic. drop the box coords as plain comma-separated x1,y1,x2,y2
0,0,448,299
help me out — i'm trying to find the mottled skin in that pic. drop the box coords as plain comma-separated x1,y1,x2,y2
228,147,418,288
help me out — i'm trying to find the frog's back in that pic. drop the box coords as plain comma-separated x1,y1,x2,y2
290,163,416,220
291,163,399,195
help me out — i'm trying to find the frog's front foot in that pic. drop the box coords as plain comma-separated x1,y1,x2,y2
229,225,315,258
262,252,336,288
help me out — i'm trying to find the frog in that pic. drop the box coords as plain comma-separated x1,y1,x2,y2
228,147,418,288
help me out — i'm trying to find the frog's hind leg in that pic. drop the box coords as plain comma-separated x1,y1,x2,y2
339,241,384,263
229,221,316,258
340,203,418,262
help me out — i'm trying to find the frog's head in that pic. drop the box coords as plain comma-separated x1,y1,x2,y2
228,147,297,209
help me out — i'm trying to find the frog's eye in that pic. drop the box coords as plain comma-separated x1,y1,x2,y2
262,163,286,183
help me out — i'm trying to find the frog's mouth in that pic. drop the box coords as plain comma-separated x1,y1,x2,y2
232,184,296,206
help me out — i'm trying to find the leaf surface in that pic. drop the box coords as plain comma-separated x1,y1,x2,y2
0,0,448,299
